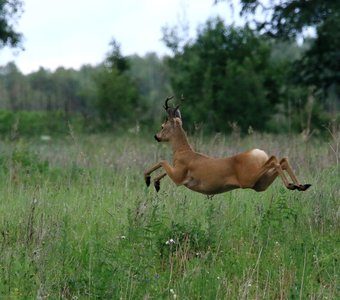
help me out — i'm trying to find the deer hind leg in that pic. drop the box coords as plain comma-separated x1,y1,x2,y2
253,168,279,192
253,157,311,192
253,156,289,192
280,158,311,191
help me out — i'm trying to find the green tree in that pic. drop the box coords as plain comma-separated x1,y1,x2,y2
0,62,29,110
164,18,278,133
294,16,340,99
0,0,23,49
224,0,340,114
128,53,172,124
95,39,139,128
231,0,339,40
28,67,56,110
76,64,101,118
53,67,84,114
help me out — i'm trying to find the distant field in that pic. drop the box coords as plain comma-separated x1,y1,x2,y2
0,132,339,299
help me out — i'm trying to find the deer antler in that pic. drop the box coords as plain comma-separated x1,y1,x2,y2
163,96,174,110
163,96,182,118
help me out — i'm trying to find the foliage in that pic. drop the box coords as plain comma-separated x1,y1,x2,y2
8,142,49,173
0,109,85,136
0,0,23,49
95,68,139,128
105,39,130,73
157,221,213,265
127,53,173,124
265,43,330,134
224,0,340,111
0,17,338,134
0,54,172,130
227,0,339,39
0,62,28,110
164,18,285,133
294,16,340,92
94,39,141,128
258,188,297,242
0,63,98,115
0,41,174,131
0,133,338,298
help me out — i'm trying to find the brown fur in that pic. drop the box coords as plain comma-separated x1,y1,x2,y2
144,117,311,195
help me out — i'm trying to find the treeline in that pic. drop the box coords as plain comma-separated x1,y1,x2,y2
0,18,339,136
0,50,171,133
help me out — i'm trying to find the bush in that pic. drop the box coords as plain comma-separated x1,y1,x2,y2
0,110,85,136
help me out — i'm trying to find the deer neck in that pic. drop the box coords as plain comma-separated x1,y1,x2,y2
170,127,193,154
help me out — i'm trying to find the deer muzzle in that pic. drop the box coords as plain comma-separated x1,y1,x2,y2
154,135,161,142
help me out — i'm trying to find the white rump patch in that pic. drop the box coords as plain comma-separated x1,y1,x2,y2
251,149,268,160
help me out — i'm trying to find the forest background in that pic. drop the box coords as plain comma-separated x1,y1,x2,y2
0,0,339,138
0,1,339,298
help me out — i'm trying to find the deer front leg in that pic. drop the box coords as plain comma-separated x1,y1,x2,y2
144,162,163,187
154,173,167,192
144,160,186,191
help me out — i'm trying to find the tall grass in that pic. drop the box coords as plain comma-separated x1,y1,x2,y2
0,131,339,299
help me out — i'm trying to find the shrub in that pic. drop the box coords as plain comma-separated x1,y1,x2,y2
0,110,85,137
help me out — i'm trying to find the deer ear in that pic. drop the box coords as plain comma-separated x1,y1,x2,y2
174,117,182,127
174,106,181,119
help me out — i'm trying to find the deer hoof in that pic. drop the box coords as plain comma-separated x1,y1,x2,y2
154,181,160,192
287,183,297,190
297,184,312,191
145,175,151,187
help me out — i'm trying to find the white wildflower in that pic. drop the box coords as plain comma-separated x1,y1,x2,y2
165,238,176,245
170,288,177,299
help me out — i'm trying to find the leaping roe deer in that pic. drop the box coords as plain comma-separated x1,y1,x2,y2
144,97,311,195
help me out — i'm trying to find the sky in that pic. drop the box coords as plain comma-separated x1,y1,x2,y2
0,0,243,74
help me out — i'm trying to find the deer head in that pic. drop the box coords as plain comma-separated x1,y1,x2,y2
154,96,182,142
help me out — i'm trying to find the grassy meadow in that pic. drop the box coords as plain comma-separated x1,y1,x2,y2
0,130,339,299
